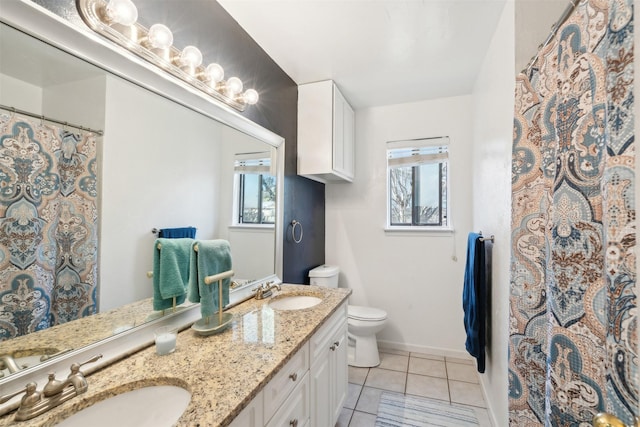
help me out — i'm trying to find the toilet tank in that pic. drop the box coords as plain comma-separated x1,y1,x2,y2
308,265,340,288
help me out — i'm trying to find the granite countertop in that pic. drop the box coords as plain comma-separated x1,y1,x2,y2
1,298,163,362
1,284,351,426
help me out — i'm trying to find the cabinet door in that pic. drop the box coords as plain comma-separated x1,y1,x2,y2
310,349,331,427
331,325,348,424
341,99,355,180
332,87,346,175
332,87,355,180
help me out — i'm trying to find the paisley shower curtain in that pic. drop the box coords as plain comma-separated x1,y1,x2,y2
0,111,99,340
509,0,637,425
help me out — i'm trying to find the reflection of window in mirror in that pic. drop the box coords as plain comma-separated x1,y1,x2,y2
233,152,276,225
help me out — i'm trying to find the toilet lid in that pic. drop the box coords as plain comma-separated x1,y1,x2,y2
348,305,387,321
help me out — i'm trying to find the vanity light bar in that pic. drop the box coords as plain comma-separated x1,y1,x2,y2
76,0,259,112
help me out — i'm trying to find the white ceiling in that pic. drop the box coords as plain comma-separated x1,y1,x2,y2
218,0,570,109
218,0,508,109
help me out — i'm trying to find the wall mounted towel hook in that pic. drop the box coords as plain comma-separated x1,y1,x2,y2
291,220,303,244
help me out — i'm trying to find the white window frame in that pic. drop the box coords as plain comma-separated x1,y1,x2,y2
385,136,453,232
232,151,276,228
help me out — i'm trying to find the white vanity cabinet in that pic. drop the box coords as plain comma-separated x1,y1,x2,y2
228,302,348,427
298,80,355,183
309,303,348,427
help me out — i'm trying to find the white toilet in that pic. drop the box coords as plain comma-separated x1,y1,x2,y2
309,265,387,367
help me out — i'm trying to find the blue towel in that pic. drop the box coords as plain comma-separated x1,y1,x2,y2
188,240,232,318
159,227,196,239
152,238,194,311
463,232,486,373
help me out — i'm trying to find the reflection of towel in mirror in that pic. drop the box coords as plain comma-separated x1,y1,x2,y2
188,240,232,318
152,238,194,311
159,227,196,239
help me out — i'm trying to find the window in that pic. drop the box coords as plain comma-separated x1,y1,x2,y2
234,152,276,225
387,137,449,228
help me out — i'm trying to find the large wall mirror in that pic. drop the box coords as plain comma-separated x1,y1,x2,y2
0,1,284,401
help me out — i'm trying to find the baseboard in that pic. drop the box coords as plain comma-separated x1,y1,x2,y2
376,339,472,361
478,376,499,427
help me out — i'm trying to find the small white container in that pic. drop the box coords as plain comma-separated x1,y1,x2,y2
154,326,177,355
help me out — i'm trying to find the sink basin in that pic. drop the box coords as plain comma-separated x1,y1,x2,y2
269,295,322,310
56,385,191,427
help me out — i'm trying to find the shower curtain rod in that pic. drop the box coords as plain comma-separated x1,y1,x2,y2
0,104,104,136
523,0,579,75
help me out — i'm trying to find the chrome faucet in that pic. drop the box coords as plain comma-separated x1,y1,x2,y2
0,354,102,421
254,281,281,300
0,355,21,374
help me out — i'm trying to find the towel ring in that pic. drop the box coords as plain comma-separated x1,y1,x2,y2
291,220,303,244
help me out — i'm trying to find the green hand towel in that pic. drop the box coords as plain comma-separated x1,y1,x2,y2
152,238,193,311
188,240,232,318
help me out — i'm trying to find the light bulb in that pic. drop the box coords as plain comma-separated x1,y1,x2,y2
105,0,138,26
147,24,173,49
204,63,224,84
226,77,243,96
180,46,203,68
242,89,259,105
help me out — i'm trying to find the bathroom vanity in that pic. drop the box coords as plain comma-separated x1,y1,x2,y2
0,285,351,426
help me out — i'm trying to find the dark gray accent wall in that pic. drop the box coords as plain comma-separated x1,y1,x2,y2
32,0,325,283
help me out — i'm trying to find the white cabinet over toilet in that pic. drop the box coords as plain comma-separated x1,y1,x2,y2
298,80,355,183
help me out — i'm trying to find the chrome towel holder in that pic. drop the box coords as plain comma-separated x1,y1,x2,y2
478,231,494,243
291,220,303,244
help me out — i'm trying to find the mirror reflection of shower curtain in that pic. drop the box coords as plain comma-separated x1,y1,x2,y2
0,111,99,340
509,0,637,425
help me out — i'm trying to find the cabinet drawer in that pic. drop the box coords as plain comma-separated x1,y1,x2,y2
264,342,310,421
266,372,310,427
228,391,263,427
310,303,347,362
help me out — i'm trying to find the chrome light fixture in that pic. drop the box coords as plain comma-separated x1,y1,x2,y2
76,0,259,111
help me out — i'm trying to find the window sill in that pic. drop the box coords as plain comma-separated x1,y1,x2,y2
384,226,454,235
229,224,275,230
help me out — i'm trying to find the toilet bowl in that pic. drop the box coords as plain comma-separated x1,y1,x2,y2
309,265,388,368
347,305,387,367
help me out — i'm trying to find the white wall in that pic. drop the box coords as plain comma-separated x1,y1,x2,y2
326,95,474,356
42,76,106,131
99,75,225,311
470,2,514,426
0,74,42,113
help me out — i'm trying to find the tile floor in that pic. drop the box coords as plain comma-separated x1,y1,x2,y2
338,350,493,426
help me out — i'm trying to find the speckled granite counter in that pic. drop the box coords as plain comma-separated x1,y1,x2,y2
0,285,351,426
1,298,170,365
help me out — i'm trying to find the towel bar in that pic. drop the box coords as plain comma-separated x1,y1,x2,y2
478,231,494,243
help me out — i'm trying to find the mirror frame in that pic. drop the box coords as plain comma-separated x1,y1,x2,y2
0,0,284,408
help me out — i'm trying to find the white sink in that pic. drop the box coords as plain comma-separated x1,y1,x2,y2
56,385,191,427
269,295,322,310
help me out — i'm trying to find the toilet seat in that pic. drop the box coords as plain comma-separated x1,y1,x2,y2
348,305,387,321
